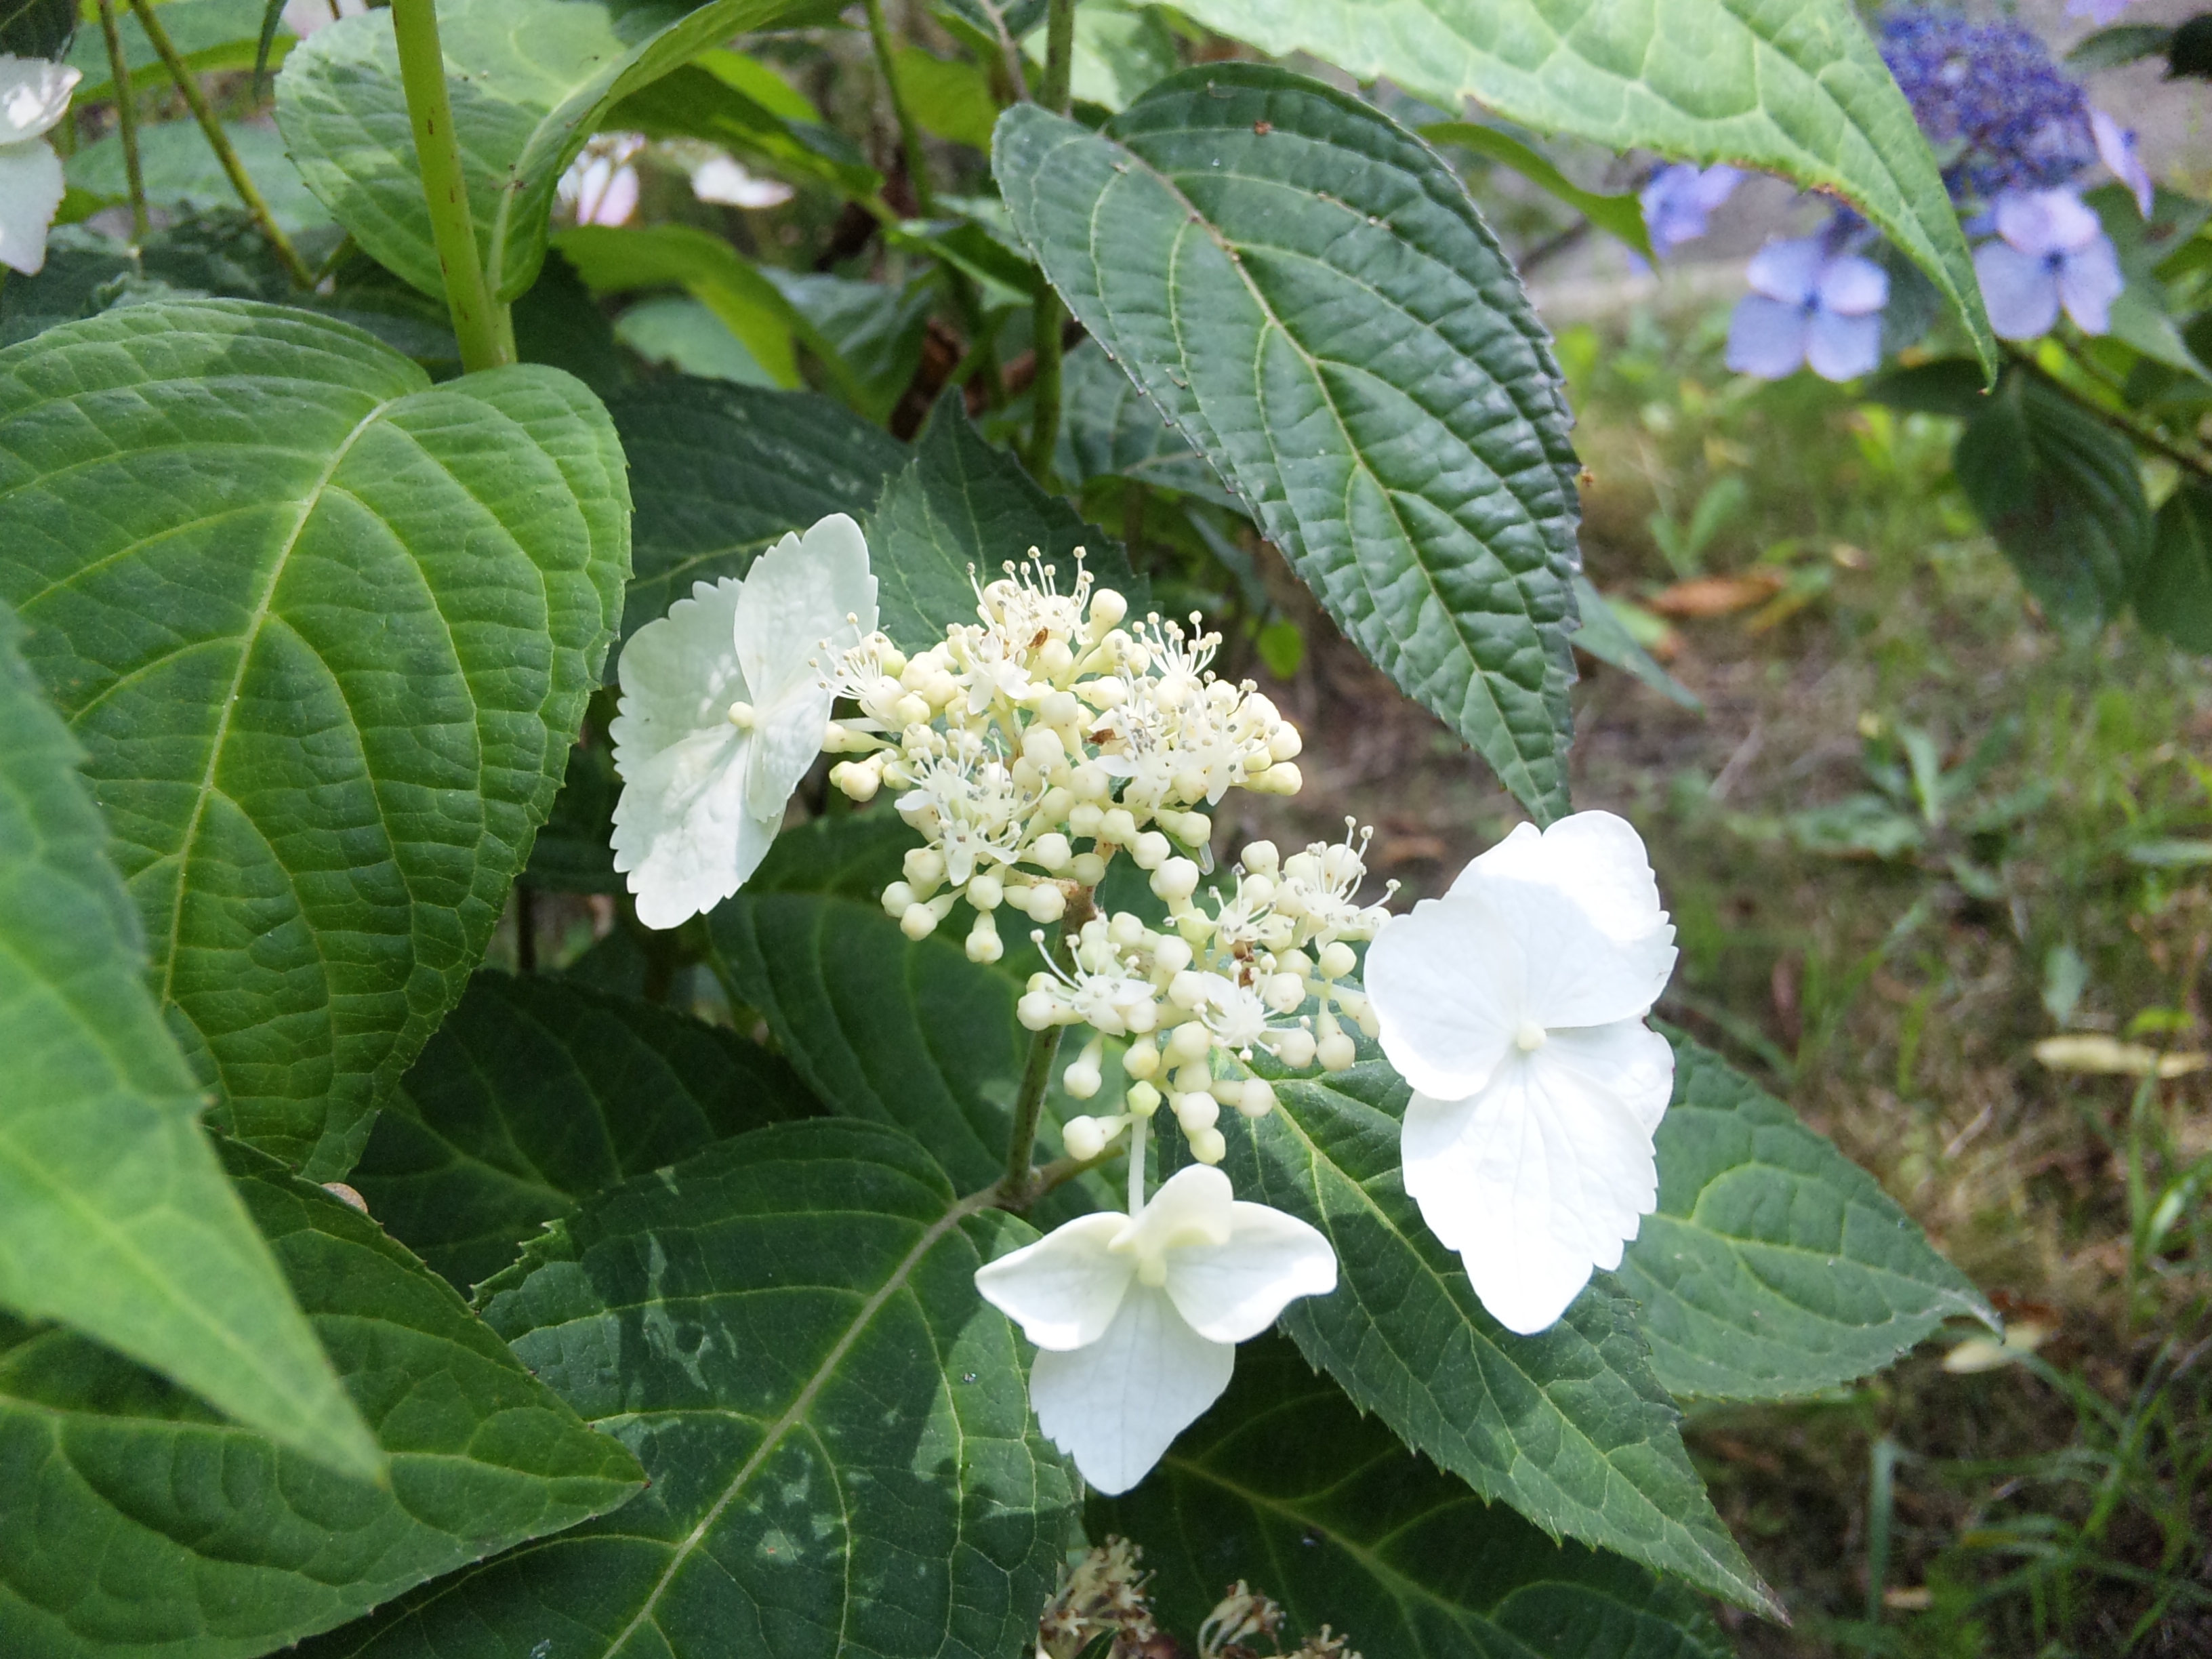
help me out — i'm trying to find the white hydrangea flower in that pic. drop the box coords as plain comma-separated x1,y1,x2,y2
1364,811,1678,1336
0,55,80,276
610,513,876,929
975,1164,1335,1494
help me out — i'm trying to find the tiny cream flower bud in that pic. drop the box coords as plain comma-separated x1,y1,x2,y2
1174,1092,1220,1134
1279,949,1314,979
892,693,930,728
1039,785,1074,822
1124,1035,1160,1079
1272,1027,1317,1069
1151,857,1200,903
1038,689,1082,726
1070,852,1108,886
1240,840,1280,876
1038,638,1075,678
1189,1126,1228,1165
1168,970,1207,1010
1062,1115,1106,1160
1317,941,1358,979
1071,762,1112,801
1238,1077,1277,1118
1269,724,1303,760
967,874,1004,910
1126,1080,1161,1117
1023,726,1066,768
1317,1029,1357,1071
1089,588,1128,630
1064,1038,1105,1099
1109,911,1147,947
830,758,881,802
1101,808,1139,845
1025,884,1067,924
1069,802,1105,838
1172,1064,1212,1097
1150,935,1193,976
966,911,1003,964
905,846,945,887
1124,998,1159,1034
901,903,941,941
1032,833,1072,871
1166,1021,1212,1065
1017,992,1058,1030
1263,972,1307,1012
1012,756,1043,792
882,880,918,918
1131,832,1172,870
876,645,907,677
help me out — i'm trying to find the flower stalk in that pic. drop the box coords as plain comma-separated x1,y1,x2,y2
127,0,312,286
1023,0,1078,480
388,0,512,371
1001,931,1073,1206
94,0,148,244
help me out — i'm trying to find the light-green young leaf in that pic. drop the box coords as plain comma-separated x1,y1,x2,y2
295,1120,1078,1659
0,602,375,1479
0,1140,645,1659
274,0,802,303
1225,1062,1780,1615
0,301,629,1178
995,67,1584,820
350,974,820,1295
1165,0,1996,373
1095,1335,1732,1659
1619,1029,1996,1400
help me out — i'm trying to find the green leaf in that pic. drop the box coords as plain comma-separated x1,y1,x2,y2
612,49,886,202
611,375,907,647
1571,573,1702,711
1166,0,1995,375
0,600,377,1477
2067,22,2174,70
0,1139,645,1659
1422,121,1655,261
556,222,807,389
995,67,1584,821
66,117,333,235
1617,1030,1996,1401
1095,1335,1732,1659
0,300,630,1177
895,45,1003,150
64,0,286,100
1862,356,1988,419
1055,340,1243,509
0,0,74,60
1025,0,1179,112
866,397,1145,655
614,294,779,388
274,0,802,302
1952,367,2150,629
294,1120,1077,1659
1223,1061,1780,1615
350,973,819,1294
2135,478,2212,654
747,809,927,903
764,268,941,424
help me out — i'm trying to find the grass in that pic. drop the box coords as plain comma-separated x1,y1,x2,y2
1214,295,2212,1656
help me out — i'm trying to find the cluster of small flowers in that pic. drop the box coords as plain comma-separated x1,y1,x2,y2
1879,9,2099,205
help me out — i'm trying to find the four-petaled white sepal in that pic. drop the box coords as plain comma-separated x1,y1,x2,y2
975,1164,1335,1494
611,512,876,928
1364,811,1679,1336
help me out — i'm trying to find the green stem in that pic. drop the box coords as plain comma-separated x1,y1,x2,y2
127,0,312,286
1036,0,1076,113
999,1015,1065,1208
96,0,149,245
1019,0,1076,478
863,0,936,218
2009,342,2212,483
388,0,512,371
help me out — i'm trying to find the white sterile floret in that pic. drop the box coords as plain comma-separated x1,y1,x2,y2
610,513,876,928
1363,811,1678,1336
0,54,80,276
974,1164,1336,1494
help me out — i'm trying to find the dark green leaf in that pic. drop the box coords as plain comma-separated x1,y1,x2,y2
747,809,926,903
2135,478,2212,653
2169,15,2212,79
0,1139,644,1658
350,974,819,1294
0,0,72,59
611,375,907,647
1618,1030,1996,1401
1952,367,2150,628
1571,574,1702,711
1054,340,1242,509
1166,0,1994,373
612,50,884,201
274,0,802,302
0,224,137,345
295,1121,1077,1659
895,45,1002,150
0,300,630,1176
1223,1061,1780,1615
1096,1336,1732,1659
765,268,940,424
1421,121,1655,261
0,600,376,1477
2067,22,2173,70
556,222,810,389
865,397,1145,655
996,67,1584,821
65,0,285,100
1861,357,1988,419
522,730,623,893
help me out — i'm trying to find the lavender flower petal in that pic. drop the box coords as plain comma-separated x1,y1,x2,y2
1744,237,1825,304
2057,236,2125,334
1725,295,1811,378
1975,241,2062,339
1816,254,1891,318
1804,310,1885,382
1995,188,2103,258
2091,110,2154,218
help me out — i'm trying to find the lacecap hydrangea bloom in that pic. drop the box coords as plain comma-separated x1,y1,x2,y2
0,54,79,276
1725,231,1890,383
1364,813,1679,1335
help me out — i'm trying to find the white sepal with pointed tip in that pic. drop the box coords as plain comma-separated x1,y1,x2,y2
0,54,79,276
1366,810,1679,1336
611,512,876,928
975,1164,1335,1494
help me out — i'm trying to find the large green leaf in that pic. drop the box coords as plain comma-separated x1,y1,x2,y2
996,67,1584,819
67,118,333,235
557,222,808,391
274,0,800,302
66,0,291,102
1953,366,2150,629
350,974,819,1295
0,1140,644,1659
1096,1336,1731,1659
0,603,375,1478
1620,1031,1994,1402
1422,121,1655,261
2135,477,2212,654
0,0,74,59
866,398,1145,654
1225,1061,1779,1615
1165,0,1994,373
609,376,907,648
1054,340,1242,509
0,300,630,1178
295,1120,1077,1659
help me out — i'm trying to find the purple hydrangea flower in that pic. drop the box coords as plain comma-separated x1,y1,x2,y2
1973,190,2123,338
1725,235,1891,382
1639,163,1742,257
2066,0,2133,23
1880,10,2097,205
2091,108,2154,217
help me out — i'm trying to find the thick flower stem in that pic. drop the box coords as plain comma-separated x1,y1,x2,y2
96,0,148,244
998,1017,1065,1208
1021,0,1078,482
388,0,512,372
863,0,935,219
127,0,312,287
